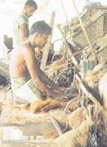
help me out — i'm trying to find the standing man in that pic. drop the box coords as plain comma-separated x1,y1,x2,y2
9,21,67,104
13,0,38,47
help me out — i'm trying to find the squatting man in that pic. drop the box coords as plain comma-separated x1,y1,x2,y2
9,20,68,104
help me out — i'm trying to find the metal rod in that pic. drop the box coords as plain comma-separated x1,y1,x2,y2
57,24,78,65
49,111,63,136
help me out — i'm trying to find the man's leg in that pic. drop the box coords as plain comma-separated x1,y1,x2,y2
11,77,30,104
11,78,43,104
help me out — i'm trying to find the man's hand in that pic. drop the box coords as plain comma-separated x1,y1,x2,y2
39,83,68,102
48,88,68,102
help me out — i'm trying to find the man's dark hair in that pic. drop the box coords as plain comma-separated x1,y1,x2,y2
30,21,52,35
25,0,38,9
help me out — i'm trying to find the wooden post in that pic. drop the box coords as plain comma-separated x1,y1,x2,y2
40,11,55,71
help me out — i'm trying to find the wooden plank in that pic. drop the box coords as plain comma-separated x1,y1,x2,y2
1,141,52,147
23,121,55,136
72,10,107,49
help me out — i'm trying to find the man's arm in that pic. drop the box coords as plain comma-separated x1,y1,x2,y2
23,46,51,94
19,23,29,42
23,46,67,100
38,68,60,90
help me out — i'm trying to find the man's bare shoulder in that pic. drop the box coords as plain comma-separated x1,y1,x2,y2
17,43,32,53
19,43,35,59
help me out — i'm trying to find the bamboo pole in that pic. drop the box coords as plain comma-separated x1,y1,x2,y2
71,0,98,62
60,0,69,22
